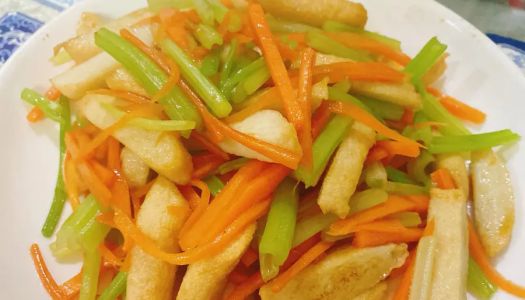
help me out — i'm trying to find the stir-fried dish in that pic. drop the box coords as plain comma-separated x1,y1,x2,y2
22,0,524,299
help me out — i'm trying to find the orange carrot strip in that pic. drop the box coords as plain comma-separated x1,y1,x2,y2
191,153,225,179
366,146,389,164
405,195,430,213
376,140,420,158
352,227,423,248
227,273,265,300
77,162,112,206
180,80,302,169
325,32,411,65
180,160,266,250
99,244,122,267
91,160,117,187
297,47,315,168
27,107,44,123
430,168,456,190
179,181,211,238
121,28,172,74
106,137,121,171
328,195,418,236
468,221,525,297
60,271,82,300
191,131,230,160
393,249,416,300
270,241,334,292
312,62,406,83
401,108,414,125
439,96,486,124
63,154,80,210
224,88,281,124
328,101,421,151
248,3,304,130
90,89,151,104
45,86,61,101
30,244,64,300
152,67,180,102
111,177,132,218
240,247,258,267
311,101,332,139
353,218,407,234
114,199,271,264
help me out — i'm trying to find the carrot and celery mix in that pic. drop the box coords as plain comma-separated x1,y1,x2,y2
21,0,523,299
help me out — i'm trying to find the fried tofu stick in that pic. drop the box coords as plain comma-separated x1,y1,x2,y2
121,147,150,188
259,0,367,28
126,176,190,300
436,153,469,198
259,243,408,300
350,82,422,110
176,224,256,300
318,122,375,218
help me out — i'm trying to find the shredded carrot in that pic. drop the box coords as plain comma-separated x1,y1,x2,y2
106,137,121,171
91,160,117,187
45,86,61,101
113,198,271,265
426,87,442,97
99,244,122,267
423,219,435,237
121,28,172,74
387,155,410,169
224,88,281,124
180,80,302,169
311,101,332,139
229,267,251,285
328,101,421,151
26,107,44,123
63,154,80,210
366,145,389,165
270,241,334,292
393,249,416,300
77,162,112,206
191,131,230,160
111,177,132,218
179,185,201,209
248,3,304,131
353,218,408,234
352,227,423,248
30,244,64,300
376,140,420,158
240,247,258,267
60,271,82,300
159,9,192,54
430,168,456,189
325,32,411,65
439,96,486,124
312,62,406,83
179,180,211,239
180,160,266,250
468,221,525,297
401,108,414,125
405,195,430,213
152,66,180,102
328,195,418,236
89,89,151,104
192,153,226,179
297,47,315,169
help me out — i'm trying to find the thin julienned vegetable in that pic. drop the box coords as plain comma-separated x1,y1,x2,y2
203,175,225,196
405,37,447,84
194,23,223,49
200,49,221,77
306,31,372,62
429,130,521,153
98,272,128,300
219,39,238,89
467,257,497,300
217,157,249,174
21,89,63,122
322,20,402,50
221,57,266,97
79,249,101,300
386,166,416,184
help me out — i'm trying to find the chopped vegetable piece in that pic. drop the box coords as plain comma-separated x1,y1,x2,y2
292,213,336,247
364,162,387,189
348,188,388,214
204,175,224,196
385,181,427,195
221,58,266,97
41,96,70,237
98,272,127,300
439,95,486,124
467,257,497,300
322,20,401,50
217,157,249,174
194,23,224,49
200,49,221,77
294,115,353,187
306,31,372,61
359,96,405,121
21,88,63,122
79,249,101,300
161,39,232,117
405,37,447,83
407,150,435,185
30,244,64,300
219,40,238,88
429,130,520,153
259,178,299,281
266,15,320,33
393,212,422,227
386,166,416,184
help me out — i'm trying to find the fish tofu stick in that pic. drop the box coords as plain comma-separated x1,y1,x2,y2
260,243,408,300
318,122,375,218
176,224,256,300
127,176,190,300
259,0,367,28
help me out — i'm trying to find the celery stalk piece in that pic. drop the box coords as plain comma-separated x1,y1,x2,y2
405,37,447,83
79,249,101,300
147,0,192,11
217,157,249,174
266,15,320,33
232,65,270,104
467,257,497,300
392,212,422,227
94,28,202,129
259,178,299,281
98,272,128,300
200,49,221,77
207,0,228,23
192,0,214,25
294,115,353,187
41,96,70,237
322,20,401,50
221,58,266,97
328,86,376,116
429,130,520,154
21,88,63,122
407,150,435,185
364,162,387,189
204,175,224,196
348,188,388,214
385,181,428,195
306,31,372,62
403,125,433,146
292,213,337,247
358,96,405,121
161,39,232,117
80,214,111,252
219,40,238,89
194,24,223,49
386,166,416,184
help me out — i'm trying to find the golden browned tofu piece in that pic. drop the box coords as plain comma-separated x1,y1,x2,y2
436,154,469,199
259,243,408,300
81,94,193,184
350,82,422,110
127,177,190,300
428,188,468,300
176,224,256,300
121,147,150,188
318,122,375,218
259,0,367,28
354,281,388,300
471,150,515,257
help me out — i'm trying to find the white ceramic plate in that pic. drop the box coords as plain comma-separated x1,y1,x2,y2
1,0,524,298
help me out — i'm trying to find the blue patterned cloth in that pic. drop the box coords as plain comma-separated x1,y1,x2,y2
0,12,43,64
